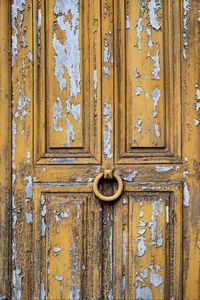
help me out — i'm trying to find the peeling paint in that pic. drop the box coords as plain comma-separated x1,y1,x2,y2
149,200,163,246
184,182,190,206
70,241,80,300
134,69,141,78
15,95,31,121
136,86,143,96
26,212,33,224
123,171,137,182
136,286,152,300
12,0,26,66
104,103,112,158
148,0,161,31
149,264,163,287
53,97,63,132
137,236,147,256
27,50,33,62
53,0,80,95
24,175,32,199
152,87,160,117
54,246,62,254
183,0,192,59
66,98,81,121
151,48,160,80
136,17,143,49
154,122,161,138
40,281,45,300
55,274,63,281
136,119,142,133
126,15,131,29
155,166,173,172
66,118,75,146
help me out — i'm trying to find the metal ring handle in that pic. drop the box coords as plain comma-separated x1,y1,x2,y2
93,172,123,202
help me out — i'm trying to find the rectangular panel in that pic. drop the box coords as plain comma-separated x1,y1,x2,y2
34,191,103,299
113,190,182,300
34,0,101,164
34,188,182,299
115,0,181,163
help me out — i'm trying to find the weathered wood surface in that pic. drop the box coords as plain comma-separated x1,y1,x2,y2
0,0,199,299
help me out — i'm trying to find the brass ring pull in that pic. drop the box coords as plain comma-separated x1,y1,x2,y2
93,171,123,202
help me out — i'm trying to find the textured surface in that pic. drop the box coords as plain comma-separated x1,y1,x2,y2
0,0,199,299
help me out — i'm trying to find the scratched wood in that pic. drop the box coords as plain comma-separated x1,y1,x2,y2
0,0,198,299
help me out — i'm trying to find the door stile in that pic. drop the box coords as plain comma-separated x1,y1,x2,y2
0,1,11,298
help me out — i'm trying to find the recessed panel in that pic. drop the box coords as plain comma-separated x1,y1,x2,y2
115,0,181,163
126,0,165,148
34,0,101,163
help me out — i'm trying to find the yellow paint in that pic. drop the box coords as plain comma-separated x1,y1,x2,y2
0,0,199,299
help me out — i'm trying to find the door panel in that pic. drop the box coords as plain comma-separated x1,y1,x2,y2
7,0,199,299
33,184,181,299
115,0,181,163
34,0,101,164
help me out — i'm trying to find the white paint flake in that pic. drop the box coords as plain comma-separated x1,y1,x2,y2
136,286,152,300
26,212,33,223
134,69,141,78
123,171,137,182
24,176,32,199
184,182,190,206
12,0,26,66
40,282,45,300
136,119,142,133
166,205,169,223
183,0,192,59
152,87,160,117
104,103,112,158
155,166,173,172
27,51,33,62
136,86,143,96
126,15,131,29
53,0,80,95
54,246,62,254
151,48,160,80
154,122,161,138
148,0,161,31
15,95,31,121
149,264,163,287
137,236,147,256
148,201,163,246
66,98,80,121
55,274,63,281
66,118,75,146
53,97,63,132
136,17,143,49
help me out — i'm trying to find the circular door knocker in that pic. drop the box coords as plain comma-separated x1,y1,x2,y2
93,170,123,202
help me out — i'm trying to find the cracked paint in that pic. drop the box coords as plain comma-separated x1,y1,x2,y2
53,97,63,132
183,0,191,59
53,0,80,95
148,0,161,31
12,0,26,66
152,87,160,117
104,103,112,158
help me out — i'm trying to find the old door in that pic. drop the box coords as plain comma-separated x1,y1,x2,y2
0,0,199,299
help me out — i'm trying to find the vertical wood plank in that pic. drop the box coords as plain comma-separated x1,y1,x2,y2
182,0,200,299
0,1,11,298
11,0,33,298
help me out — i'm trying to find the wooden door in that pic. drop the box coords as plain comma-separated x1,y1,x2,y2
0,0,199,299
